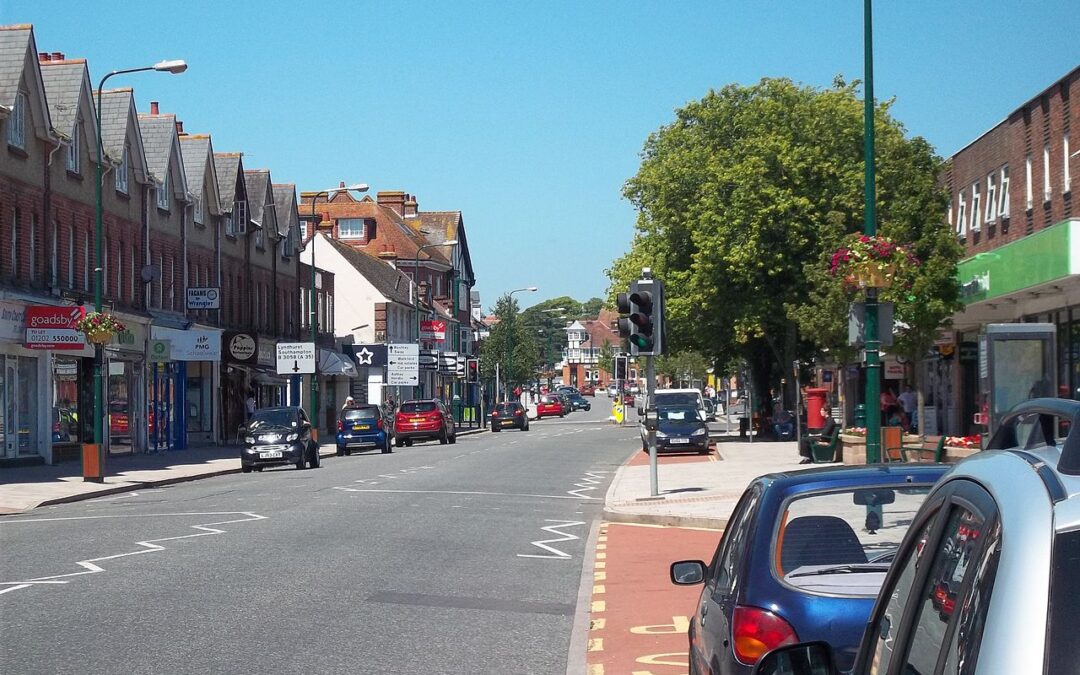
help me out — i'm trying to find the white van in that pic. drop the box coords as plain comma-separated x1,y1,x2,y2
651,388,707,421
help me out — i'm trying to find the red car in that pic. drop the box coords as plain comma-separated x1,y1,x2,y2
579,384,595,397
536,394,565,419
393,399,456,447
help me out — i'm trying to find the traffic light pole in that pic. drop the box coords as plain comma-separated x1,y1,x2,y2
647,354,658,497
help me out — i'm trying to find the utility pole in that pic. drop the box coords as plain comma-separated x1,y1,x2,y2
863,0,882,463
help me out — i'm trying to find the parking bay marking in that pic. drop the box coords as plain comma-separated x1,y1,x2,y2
0,511,266,596
518,519,586,559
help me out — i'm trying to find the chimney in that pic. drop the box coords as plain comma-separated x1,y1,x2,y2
419,281,430,301
404,194,418,218
51,52,64,61
38,52,50,63
376,191,406,217
339,181,345,188
175,120,184,135
377,243,399,269
150,101,159,115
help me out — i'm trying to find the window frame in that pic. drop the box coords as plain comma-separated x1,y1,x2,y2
1065,134,1072,194
1026,155,1034,210
193,194,204,225
984,173,997,223
66,119,81,174
157,174,170,211
708,483,763,596
7,91,26,150
999,165,1010,219
337,217,365,239
956,193,967,238
970,182,981,233
115,145,129,194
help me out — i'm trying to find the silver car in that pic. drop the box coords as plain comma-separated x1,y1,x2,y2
753,397,1080,675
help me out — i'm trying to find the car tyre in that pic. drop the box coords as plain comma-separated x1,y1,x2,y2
295,455,306,470
396,436,405,448
336,446,345,457
405,438,413,447
440,427,449,445
309,446,321,468
344,448,352,456
254,466,263,472
241,465,252,473
449,433,456,445
492,425,501,432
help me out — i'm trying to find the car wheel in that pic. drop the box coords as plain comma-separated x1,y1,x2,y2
396,436,405,447
295,455,306,470
344,448,352,456
492,426,501,432
254,466,263,472
241,465,252,473
440,427,449,444
309,447,321,468
449,433,456,445
405,438,413,447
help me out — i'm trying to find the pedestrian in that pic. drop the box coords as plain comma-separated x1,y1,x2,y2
342,395,355,410
897,384,917,431
880,387,898,415
244,390,256,422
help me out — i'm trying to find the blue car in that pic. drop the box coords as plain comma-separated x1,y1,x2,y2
336,404,390,455
670,463,948,674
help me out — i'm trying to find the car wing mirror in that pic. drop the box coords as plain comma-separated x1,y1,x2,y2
752,641,839,675
669,560,706,585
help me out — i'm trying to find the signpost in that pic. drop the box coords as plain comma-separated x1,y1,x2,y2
186,287,221,310
419,348,440,371
388,343,419,386
276,342,316,375
438,351,458,375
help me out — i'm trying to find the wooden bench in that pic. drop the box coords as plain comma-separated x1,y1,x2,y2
808,426,841,463
900,435,946,463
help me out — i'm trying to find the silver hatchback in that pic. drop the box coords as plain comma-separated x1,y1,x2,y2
753,397,1080,675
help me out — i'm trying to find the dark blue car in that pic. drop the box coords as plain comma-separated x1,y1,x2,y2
336,404,390,455
670,463,948,674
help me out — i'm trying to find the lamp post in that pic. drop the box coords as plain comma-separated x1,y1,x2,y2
90,59,186,482
504,286,537,402
862,0,882,463
412,240,458,399
307,184,368,440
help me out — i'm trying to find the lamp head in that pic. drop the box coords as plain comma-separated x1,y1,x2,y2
526,286,538,292
153,60,188,74
443,239,459,246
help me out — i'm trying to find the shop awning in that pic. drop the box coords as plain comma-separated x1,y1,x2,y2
320,350,358,377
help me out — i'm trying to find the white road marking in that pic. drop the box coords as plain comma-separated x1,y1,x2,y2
567,471,607,500
0,511,266,596
518,520,585,559
330,488,585,500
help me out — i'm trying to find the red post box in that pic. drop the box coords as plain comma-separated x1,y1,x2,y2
805,388,829,431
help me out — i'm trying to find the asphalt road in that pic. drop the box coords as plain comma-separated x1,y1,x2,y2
0,402,640,675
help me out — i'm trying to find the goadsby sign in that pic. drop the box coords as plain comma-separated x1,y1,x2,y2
24,306,86,350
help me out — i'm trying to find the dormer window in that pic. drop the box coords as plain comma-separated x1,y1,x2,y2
157,174,170,210
338,218,364,239
7,92,26,149
193,194,204,225
255,222,264,248
223,210,234,236
66,120,80,173
115,146,129,194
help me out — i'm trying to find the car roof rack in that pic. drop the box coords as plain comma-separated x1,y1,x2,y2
987,398,1080,475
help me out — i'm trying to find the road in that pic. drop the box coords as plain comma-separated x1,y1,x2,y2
0,402,639,675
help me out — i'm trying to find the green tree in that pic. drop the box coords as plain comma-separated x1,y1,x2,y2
656,351,710,387
612,76,959,414
580,297,605,318
597,338,617,381
479,294,541,396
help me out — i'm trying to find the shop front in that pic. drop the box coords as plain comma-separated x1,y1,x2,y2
102,318,149,455
150,325,222,450
0,301,48,464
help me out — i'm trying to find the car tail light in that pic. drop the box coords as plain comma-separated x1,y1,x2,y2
376,418,384,430
337,420,344,431
515,409,522,416
731,605,798,665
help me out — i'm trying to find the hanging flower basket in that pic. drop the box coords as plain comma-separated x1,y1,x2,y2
75,312,126,345
830,235,919,291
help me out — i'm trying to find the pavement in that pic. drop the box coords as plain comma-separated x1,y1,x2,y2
0,424,488,514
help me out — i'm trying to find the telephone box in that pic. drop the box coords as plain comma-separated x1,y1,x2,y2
979,323,1056,437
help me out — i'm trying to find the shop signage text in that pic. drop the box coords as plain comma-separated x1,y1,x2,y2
420,320,446,341
224,332,257,363
186,287,221,310
150,327,221,361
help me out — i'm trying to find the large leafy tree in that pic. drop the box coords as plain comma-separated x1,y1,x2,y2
479,294,540,394
612,77,960,414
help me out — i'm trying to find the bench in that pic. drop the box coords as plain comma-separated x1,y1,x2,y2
900,435,946,463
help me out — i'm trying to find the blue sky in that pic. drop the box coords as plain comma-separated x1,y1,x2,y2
9,1,1078,311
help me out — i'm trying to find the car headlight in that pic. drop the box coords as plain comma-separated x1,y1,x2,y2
692,428,707,437
286,433,299,442
244,436,255,445
656,431,668,439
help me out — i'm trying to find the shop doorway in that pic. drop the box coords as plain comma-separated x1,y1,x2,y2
148,362,177,452
2,355,39,459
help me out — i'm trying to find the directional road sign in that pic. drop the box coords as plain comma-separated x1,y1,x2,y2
419,348,440,371
276,342,316,374
388,343,419,386
438,351,458,375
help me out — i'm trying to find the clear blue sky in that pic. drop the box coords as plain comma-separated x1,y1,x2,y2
9,1,1078,311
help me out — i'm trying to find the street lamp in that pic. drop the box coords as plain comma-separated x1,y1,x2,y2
504,286,537,401
89,59,186,482
307,183,368,440
412,240,458,398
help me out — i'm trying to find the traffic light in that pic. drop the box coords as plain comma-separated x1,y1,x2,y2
466,358,479,383
615,291,633,340
627,277,663,356
614,354,628,380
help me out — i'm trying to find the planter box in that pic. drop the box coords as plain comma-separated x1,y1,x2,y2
943,445,979,463
840,434,866,464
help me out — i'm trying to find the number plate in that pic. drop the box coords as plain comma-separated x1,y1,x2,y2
501,420,514,425
669,438,690,444
259,450,283,458
353,424,370,430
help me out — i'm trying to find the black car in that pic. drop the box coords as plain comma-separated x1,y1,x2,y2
642,405,711,454
241,406,320,472
490,402,529,432
566,392,591,411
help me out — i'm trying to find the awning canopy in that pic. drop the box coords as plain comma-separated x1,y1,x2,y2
320,349,358,377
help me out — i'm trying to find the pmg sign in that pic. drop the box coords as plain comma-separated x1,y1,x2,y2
24,306,86,350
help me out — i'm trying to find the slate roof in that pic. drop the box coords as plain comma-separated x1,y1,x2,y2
97,88,134,162
243,169,271,228
137,113,176,182
38,59,84,137
271,184,297,238
0,25,32,109
413,211,460,243
214,153,241,210
179,134,211,199
323,234,416,307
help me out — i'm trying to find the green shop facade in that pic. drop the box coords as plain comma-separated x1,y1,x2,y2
940,218,1080,435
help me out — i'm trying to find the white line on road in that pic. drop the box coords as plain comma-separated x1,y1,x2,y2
328,488,587,500
0,511,266,597
567,471,607,500
517,520,585,559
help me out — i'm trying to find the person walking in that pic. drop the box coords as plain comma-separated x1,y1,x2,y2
244,390,256,423
897,384,918,432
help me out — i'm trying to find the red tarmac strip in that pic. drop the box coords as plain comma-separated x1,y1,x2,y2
586,522,721,675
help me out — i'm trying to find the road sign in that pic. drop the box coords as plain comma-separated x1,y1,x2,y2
419,348,440,371
439,351,458,375
388,343,419,386
276,342,316,374
186,287,221,310
455,353,467,378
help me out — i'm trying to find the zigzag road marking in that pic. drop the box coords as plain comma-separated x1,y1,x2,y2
568,471,607,500
0,511,266,596
517,519,586,559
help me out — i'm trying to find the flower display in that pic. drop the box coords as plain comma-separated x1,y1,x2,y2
842,427,867,437
75,312,126,344
944,435,981,448
829,234,920,290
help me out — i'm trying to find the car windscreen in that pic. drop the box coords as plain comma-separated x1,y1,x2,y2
655,393,699,407
341,407,379,420
400,402,437,413
773,485,934,597
249,410,297,429
495,404,521,413
659,407,699,421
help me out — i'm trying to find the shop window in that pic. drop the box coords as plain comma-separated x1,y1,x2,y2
52,357,80,445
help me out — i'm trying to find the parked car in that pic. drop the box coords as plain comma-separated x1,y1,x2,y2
567,392,592,412
336,404,390,455
606,384,618,397
750,397,1080,675
640,405,712,454
556,392,574,413
393,399,456,446
579,384,596,397
490,401,529,432
654,388,708,421
241,406,320,472
536,394,565,419
670,463,948,674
